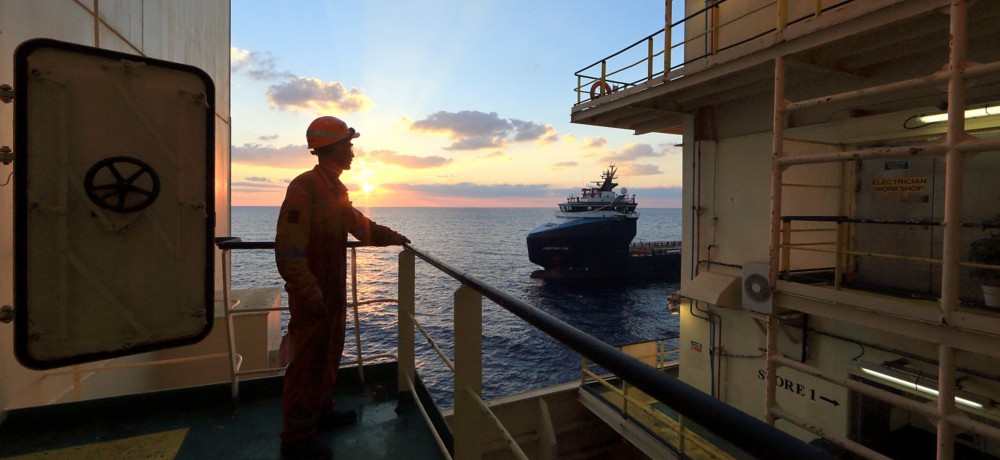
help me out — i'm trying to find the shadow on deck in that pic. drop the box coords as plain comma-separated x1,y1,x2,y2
0,362,445,460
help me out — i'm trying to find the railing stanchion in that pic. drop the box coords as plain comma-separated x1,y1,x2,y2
397,250,416,399
351,248,366,383
454,283,484,460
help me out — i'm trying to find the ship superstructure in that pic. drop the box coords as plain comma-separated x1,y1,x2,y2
572,0,1000,458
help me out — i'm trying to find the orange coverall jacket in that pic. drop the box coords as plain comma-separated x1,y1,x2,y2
274,164,401,443
275,164,401,305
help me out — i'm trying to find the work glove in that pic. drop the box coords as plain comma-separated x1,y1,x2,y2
392,233,411,245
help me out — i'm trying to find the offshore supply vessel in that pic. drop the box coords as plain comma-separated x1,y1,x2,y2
4,1,1000,460
526,165,680,280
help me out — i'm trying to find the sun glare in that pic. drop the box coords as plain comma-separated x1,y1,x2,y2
362,182,375,194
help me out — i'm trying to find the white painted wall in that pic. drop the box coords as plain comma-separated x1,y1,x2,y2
0,0,231,416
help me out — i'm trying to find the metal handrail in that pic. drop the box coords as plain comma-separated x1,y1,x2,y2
780,216,1000,274
402,243,833,459
573,0,858,104
216,237,398,397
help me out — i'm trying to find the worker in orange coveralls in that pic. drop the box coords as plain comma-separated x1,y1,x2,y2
276,116,409,460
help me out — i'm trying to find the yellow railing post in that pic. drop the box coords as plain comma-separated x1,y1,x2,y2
781,220,791,275
397,251,415,397
679,414,687,455
712,3,720,55
577,75,582,104
834,222,844,289
648,37,654,81
454,283,484,460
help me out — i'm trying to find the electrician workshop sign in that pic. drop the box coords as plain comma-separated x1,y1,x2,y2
872,176,928,201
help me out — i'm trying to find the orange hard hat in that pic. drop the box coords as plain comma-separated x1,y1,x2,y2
306,116,360,149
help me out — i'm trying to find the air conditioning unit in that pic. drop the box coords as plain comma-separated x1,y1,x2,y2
742,262,773,314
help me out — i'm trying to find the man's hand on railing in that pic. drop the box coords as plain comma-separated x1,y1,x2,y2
388,233,410,246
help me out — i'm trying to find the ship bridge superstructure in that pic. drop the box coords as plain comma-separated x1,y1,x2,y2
572,1,1000,459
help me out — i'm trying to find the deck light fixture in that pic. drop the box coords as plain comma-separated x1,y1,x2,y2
918,104,1000,124
858,360,992,409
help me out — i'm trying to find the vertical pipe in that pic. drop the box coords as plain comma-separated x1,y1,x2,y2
665,0,672,75
941,0,967,334
600,60,607,86
350,248,364,383
769,56,787,287
815,0,823,17
397,251,415,397
765,315,780,425
93,0,100,48
766,52,786,425
453,284,483,460
777,0,788,33
938,2,968,457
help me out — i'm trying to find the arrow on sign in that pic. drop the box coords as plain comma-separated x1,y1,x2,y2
820,396,840,407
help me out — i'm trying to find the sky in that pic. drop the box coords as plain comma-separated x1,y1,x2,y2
230,0,684,207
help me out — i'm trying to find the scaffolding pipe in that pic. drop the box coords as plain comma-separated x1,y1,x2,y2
769,55,787,287
765,50,788,427
783,59,1000,114
937,3,968,457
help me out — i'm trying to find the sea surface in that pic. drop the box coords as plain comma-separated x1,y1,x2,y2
230,206,681,406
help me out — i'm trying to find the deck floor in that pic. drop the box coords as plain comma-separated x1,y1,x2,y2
0,364,445,459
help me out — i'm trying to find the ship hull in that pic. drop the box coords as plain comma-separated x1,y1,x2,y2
527,216,679,280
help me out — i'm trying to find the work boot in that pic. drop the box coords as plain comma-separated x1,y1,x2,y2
319,407,357,428
280,435,332,460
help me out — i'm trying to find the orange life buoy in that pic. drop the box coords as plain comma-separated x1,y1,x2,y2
589,80,612,99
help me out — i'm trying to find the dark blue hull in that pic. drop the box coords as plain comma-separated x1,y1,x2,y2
527,217,680,280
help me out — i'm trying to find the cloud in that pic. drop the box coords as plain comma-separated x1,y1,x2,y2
583,137,607,149
408,110,557,150
245,176,272,183
231,47,292,80
232,181,285,189
630,186,684,200
366,149,452,169
383,182,556,198
619,164,663,176
232,143,315,169
267,77,373,113
232,46,372,114
552,161,578,169
601,143,675,162
259,134,279,141
481,151,508,159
